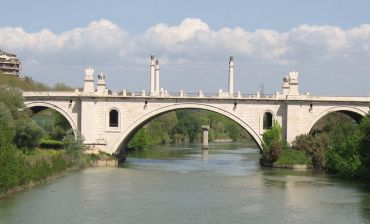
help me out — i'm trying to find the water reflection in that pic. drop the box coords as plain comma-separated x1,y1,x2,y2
202,149,208,162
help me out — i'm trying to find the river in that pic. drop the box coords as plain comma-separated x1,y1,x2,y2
0,143,370,224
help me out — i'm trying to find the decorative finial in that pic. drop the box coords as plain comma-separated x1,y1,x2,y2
230,56,234,62
155,59,159,65
84,67,94,80
98,72,106,80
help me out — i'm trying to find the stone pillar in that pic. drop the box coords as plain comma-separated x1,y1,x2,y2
202,125,210,149
83,67,95,93
228,56,234,96
150,55,155,95
155,59,160,94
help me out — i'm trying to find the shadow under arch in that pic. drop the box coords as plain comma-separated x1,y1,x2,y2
306,106,367,134
24,102,77,132
112,103,263,155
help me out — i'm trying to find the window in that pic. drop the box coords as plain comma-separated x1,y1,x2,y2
263,112,273,129
109,109,119,127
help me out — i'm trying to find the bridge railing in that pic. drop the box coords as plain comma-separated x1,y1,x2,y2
23,90,277,99
104,90,279,99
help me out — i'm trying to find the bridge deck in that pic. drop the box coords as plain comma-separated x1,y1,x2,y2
22,91,370,103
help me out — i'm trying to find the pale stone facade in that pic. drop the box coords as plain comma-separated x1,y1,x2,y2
22,61,370,155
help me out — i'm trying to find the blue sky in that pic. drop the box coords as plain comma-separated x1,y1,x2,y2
1,0,370,95
3,0,370,33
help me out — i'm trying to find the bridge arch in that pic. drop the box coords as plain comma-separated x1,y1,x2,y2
24,102,77,131
112,103,263,154
306,106,367,134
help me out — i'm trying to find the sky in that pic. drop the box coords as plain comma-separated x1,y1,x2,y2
1,0,370,95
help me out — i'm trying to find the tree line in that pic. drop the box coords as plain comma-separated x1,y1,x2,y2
128,109,255,150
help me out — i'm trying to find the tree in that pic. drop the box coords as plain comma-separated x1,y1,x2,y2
63,129,85,159
0,102,15,145
13,119,44,153
128,128,152,150
0,86,24,119
358,114,370,177
325,122,362,177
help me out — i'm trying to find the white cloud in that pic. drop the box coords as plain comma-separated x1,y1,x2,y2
0,18,369,95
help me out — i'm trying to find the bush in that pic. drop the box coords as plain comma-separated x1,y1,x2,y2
51,154,68,173
27,159,52,182
261,121,283,164
39,139,64,149
326,145,361,177
262,121,282,150
0,144,28,192
262,141,282,163
50,126,67,141
293,133,330,169
63,130,85,160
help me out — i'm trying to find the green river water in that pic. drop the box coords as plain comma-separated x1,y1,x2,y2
0,143,370,224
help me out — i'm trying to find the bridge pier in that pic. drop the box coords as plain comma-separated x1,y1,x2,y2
202,125,210,150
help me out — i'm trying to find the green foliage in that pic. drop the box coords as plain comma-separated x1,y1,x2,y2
275,148,311,165
310,112,355,135
39,139,64,149
293,133,330,169
261,121,283,164
127,109,254,151
0,102,15,144
325,119,363,177
326,146,361,177
128,129,153,150
0,78,81,193
14,119,44,153
62,130,85,160
0,75,75,91
0,143,28,192
358,114,370,177
52,83,74,91
50,125,67,141
262,121,282,149
293,112,370,178
0,86,24,118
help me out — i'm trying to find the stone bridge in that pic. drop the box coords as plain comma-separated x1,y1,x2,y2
22,56,370,155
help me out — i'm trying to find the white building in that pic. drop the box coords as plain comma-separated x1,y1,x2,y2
0,50,21,76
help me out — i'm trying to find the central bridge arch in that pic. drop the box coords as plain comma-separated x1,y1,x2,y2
113,103,263,154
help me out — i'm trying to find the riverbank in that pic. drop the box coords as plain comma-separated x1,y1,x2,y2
0,165,81,198
0,149,118,198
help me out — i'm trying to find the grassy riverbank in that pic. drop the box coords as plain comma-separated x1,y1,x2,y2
0,148,85,195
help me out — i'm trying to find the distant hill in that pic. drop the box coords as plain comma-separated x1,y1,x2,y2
0,71,75,91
